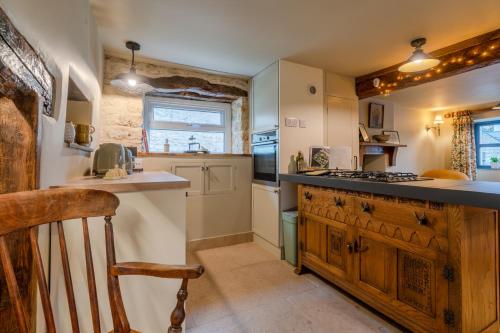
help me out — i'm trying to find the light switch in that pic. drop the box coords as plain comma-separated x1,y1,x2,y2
285,117,298,127
299,119,308,128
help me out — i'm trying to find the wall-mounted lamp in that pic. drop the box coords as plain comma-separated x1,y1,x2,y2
426,114,444,136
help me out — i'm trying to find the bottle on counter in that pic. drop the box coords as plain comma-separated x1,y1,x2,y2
164,138,170,153
296,151,306,172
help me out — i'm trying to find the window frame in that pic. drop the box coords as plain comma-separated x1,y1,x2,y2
144,96,232,153
474,119,500,169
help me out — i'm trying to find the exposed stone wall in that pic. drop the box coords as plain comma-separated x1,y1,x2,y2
100,54,250,151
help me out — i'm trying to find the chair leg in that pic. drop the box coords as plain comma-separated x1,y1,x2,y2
167,278,189,333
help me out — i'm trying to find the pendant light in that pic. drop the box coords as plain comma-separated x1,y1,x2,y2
111,41,153,93
398,38,440,73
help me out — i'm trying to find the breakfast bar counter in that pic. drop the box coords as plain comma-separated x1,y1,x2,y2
280,172,500,333
50,171,190,332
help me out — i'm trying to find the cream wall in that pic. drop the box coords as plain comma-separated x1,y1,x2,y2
358,98,442,174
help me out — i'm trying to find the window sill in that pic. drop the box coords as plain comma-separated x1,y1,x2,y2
138,152,251,158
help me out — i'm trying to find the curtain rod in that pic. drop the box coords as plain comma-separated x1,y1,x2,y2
444,108,495,118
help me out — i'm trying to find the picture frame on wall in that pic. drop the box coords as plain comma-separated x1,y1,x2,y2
383,130,400,144
309,146,330,168
368,103,384,128
359,123,370,142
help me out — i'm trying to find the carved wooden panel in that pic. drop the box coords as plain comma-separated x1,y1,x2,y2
327,226,347,271
397,250,436,316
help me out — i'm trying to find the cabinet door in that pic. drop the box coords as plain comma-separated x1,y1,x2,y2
252,62,279,132
326,221,351,281
252,184,280,247
302,217,327,263
204,162,235,195
354,231,397,301
326,96,359,169
171,162,205,196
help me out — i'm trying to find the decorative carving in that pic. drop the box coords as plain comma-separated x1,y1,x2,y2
397,251,434,316
0,8,54,116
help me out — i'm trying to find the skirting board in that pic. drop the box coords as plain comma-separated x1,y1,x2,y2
188,231,253,252
253,234,282,259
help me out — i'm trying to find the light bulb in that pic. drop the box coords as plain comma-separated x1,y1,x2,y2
128,79,137,87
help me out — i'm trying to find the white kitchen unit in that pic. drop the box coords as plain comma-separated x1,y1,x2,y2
251,62,279,133
143,156,252,246
326,95,359,169
50,173,189,333
252,183,281,257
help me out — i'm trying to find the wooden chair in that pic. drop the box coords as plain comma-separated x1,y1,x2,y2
421,169,470,180
0,188,204,333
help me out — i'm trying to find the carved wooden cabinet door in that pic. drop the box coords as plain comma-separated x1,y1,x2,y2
353,230,397,302
302,217,327,263
326,221,352,281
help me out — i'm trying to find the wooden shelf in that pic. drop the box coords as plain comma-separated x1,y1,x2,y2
68,142,94,152
360,142,407,147
359,142,406,167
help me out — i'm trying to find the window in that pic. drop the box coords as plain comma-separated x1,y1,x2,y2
475,120,500,168
144,97,231,153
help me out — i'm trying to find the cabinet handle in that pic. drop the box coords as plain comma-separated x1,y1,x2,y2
353,240,369,253
414,212,429,226
333,196,344,207
304,191,313,201
346,242,354,254
360,202,372,213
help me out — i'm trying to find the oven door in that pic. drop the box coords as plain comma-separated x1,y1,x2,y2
252,142,278,187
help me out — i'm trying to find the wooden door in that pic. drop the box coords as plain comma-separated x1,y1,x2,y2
302,216,327,263
204,162,235,195
353,230,397,301
252,184,280,247
171,162,205,196
0,96,38,333
251,62,279,132
326,221,352,281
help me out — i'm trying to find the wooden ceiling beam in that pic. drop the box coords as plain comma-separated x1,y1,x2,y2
355,29,500,100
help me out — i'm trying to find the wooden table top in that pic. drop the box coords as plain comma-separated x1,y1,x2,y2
52,171,190,193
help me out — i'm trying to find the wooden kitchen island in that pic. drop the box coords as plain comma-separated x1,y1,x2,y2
280,174,500,333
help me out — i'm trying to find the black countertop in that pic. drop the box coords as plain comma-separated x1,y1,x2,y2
279,173,500,210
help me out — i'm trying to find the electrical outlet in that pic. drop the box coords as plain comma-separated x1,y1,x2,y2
299,119,308,128
285,117,298,127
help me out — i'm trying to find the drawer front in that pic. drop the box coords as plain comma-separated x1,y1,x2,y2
353,197,448,252
301,186,353,223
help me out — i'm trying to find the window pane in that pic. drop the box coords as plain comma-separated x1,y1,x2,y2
149,129,224,153
479,124,500,144
478,146,500,166
153,106,223,126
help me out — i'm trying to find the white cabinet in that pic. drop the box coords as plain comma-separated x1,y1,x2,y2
171,161,235,196
252,184,280,247
251,62,279,132
326,96,359,170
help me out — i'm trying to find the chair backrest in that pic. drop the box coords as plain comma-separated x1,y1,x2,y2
0,188,120,333
421,169,470,180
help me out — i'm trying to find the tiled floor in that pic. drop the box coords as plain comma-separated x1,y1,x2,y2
186,242,403,333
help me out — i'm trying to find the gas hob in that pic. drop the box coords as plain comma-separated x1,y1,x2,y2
303,170,433,183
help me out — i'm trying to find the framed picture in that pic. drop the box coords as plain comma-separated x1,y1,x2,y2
309,146,330,168
359,123,370,142
368,103,384,128
383,130,400,144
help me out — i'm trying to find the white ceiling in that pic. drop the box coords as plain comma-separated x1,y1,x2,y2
90,0,500,77
381,63,500,112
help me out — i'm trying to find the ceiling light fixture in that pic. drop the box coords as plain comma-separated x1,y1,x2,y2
398,38,440,73
111,41,153,93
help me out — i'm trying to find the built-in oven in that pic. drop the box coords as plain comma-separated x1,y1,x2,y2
252,130,278,187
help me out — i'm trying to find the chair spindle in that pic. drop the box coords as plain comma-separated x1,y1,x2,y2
168,278,189,333
82,217,101,333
